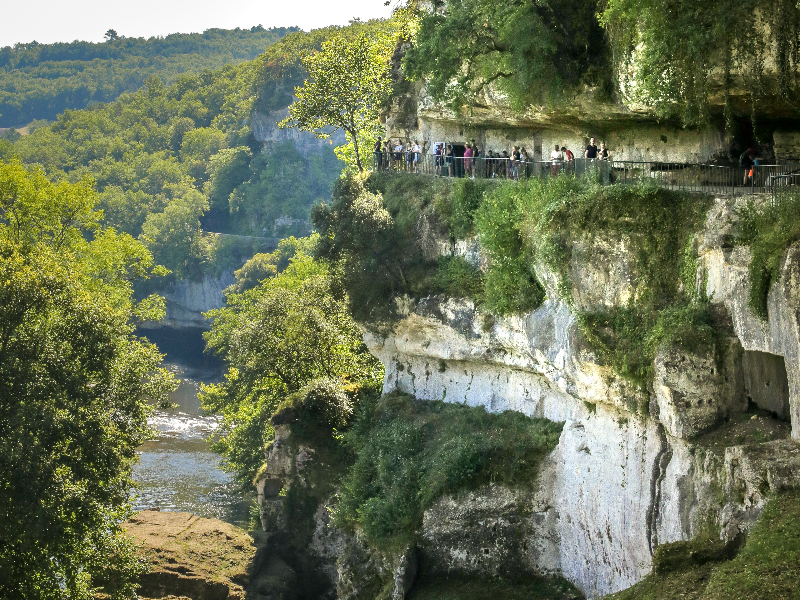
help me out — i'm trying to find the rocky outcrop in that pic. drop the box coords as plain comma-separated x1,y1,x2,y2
700,196,800,437
360,193,800,598
251,109,346,158
125,511,255,600
140,271,235,329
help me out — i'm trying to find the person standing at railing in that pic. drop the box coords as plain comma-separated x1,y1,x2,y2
520,147,530,178
562,146,574,175
740,148,755,186
446,144,455,177
394,140,403,170
464,143,473,179
374,136,383,171
598,142,611,183
585,137,598,159
550,144,564,177
412,140,421,173
511,146,521,180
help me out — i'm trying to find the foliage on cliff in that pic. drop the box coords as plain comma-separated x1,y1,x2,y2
402,0,610,110
0,161,175,599
737,190,800,320
605,490,800,600
601,0,800,127
201,243,384,485
520,178,714,386
312,172,488,326
333,392,564,551
0,27,295,127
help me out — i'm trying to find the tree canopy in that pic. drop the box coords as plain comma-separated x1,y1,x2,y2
0,27,296,127
402,0,609,111
280,30,395,171
0,160,175,599
201,242,383,485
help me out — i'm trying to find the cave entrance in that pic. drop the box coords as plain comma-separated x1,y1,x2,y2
742,350,791,421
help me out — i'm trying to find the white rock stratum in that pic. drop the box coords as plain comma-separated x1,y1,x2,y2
362,194,800,598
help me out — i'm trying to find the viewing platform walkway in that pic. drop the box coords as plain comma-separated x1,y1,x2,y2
374,152,800,202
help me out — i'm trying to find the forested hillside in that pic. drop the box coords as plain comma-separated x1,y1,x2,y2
1,32,359,281
0,26,295,127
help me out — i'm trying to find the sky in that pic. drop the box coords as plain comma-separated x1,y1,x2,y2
1,0,394,48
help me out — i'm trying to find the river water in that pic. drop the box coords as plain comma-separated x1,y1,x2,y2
132,327,252,528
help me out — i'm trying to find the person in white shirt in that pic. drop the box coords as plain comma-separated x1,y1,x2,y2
550,144,564,176
412,140,421,173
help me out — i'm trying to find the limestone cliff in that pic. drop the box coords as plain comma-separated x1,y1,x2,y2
251,187,800,599
353,193,800,598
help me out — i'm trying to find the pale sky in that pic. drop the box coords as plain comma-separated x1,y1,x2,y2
1,0,394,48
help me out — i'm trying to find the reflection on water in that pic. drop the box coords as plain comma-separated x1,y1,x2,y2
132,327,252,527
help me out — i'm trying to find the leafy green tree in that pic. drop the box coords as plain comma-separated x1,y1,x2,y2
402,0,608,110
105,29,120,42
140,188,208,277
202,248,383,485
280,31,394,171
601,0,800,126
0,160,175,599
228,234,320,293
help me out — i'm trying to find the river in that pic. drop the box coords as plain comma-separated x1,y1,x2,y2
132,327,252,528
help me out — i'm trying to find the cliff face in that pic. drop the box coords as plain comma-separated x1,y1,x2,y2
140,270,235,330
360,194,800,598
251,109,347,158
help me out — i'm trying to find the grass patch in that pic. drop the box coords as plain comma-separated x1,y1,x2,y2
435,255,485,303
737,191,800,320
604,491,800,600
333,392,563,552
408,574,583,600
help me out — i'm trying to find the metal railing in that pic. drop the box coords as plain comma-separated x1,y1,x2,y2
372,151,799,200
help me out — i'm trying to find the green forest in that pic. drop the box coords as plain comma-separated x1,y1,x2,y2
3,1,800,598
0,26,296,127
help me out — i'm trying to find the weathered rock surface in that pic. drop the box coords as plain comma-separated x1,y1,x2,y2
359,193,800,598
140,271,235,329
251,109,346,158
125,511,255,600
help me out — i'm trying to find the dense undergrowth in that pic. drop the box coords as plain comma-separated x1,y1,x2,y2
737,190,800,320
604,490,800,600
332,391,564,551
409,574,583,600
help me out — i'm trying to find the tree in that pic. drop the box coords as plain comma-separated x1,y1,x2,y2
201,246,383,484
601,0,800,128
139,189,209,277
0,160,175,599
280,31,394,172
402,0,608,111
104,29,120,42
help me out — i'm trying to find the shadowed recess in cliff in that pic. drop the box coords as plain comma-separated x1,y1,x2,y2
332,391,563,552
